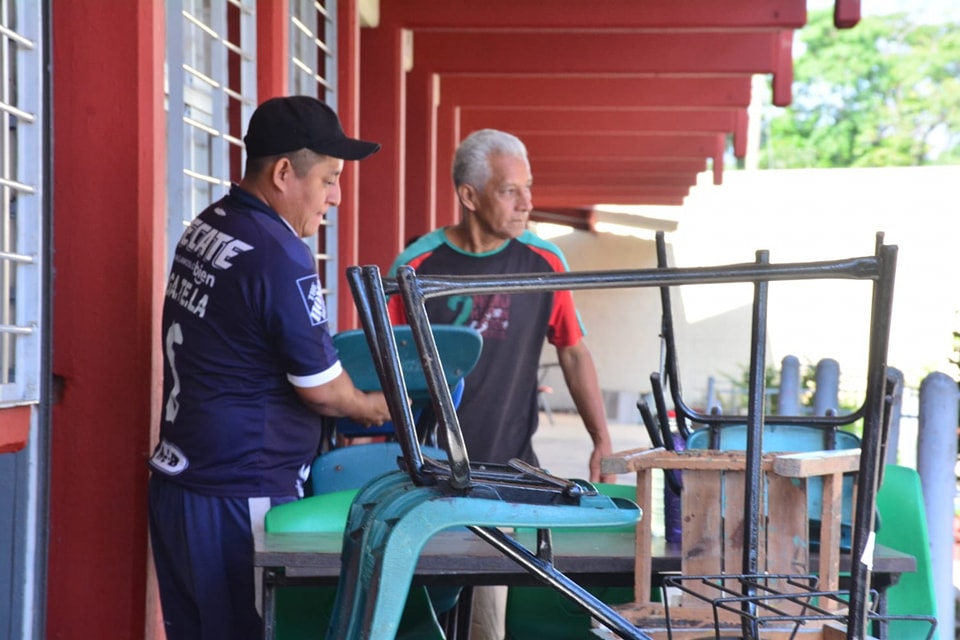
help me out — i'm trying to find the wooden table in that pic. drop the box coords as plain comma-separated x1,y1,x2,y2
255,527,915,638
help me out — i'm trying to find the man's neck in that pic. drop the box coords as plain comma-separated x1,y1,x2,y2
445,222,510,255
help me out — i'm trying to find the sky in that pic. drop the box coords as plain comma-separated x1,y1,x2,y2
808,0,960,22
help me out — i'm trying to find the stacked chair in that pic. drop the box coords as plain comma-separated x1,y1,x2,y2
288,231,927,639
323,264,647,639
264,323,481,640
600,232,935,638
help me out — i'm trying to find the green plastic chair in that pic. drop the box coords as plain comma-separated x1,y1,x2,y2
264,490,446,640
504,483,646,640
875,464,939,639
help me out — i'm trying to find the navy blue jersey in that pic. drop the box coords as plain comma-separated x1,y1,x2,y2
388,229,585,465
150,185,340,497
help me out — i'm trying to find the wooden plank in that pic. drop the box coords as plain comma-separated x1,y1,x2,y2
773,449,861,477
681,470,723,605
635,467,655,604
818,472,844,606
722,471,746,576
766,473,811,617
603,447,668,475
605,448,776,473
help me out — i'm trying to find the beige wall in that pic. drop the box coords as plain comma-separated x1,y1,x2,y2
537,165,960,416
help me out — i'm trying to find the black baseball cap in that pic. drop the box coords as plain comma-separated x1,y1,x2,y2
243,95,381,160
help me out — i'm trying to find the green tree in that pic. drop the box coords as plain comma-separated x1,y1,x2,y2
760,9,960,168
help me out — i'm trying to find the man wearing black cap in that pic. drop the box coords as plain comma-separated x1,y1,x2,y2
147,96,388,640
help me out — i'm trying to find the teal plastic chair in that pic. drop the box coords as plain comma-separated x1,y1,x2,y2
264,490,446,640
311,441,448,496
505,483,645,640
327,325,481,446
325,265,646,640
875,464,939,639
309,441,463,618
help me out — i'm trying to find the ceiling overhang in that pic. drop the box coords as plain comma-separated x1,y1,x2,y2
370,0,861,231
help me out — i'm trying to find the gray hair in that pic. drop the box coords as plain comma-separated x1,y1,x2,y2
452,129,528,189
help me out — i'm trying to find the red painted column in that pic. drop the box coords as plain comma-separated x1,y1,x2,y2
256,0,288,100
404,66,438,241
358,22,405,269
49,1,166,638
336,0,361,329
435,102,460,229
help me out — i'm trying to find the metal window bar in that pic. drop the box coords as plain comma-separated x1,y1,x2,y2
290,0,341,329
379,234,896,640
0,0,42,405
165,0,255,268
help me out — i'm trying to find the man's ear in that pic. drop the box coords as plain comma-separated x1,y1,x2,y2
270,157,293,191
456,183,479,213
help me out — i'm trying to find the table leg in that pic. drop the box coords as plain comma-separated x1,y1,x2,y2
262,568,277,639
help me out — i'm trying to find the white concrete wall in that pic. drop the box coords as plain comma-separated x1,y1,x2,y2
537,165,960,417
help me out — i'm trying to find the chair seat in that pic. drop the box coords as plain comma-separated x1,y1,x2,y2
311,441,447,495
264,489,447,640
329,471,642,639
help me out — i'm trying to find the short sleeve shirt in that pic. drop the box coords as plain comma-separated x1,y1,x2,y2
149,185,341,497
388,229,584,465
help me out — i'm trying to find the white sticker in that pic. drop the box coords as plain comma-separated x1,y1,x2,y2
150,439,189,475
860,530,876,570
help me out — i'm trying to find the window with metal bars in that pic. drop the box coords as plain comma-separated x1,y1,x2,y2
165,0,256,267
165,0,342,330
0,0,45,406
289,0,341,331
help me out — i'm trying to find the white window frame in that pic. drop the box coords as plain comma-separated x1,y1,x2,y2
165,0,257,266
289,0,341,331
0,0,45,407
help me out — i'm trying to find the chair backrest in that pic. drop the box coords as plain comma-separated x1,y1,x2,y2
329,324,479,442
685,423,861,453
334,325,482,400
875,464,938,638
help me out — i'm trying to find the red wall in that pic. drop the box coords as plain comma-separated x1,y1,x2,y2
49,1,165,637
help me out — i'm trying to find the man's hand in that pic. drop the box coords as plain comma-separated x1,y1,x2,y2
589,445,617,484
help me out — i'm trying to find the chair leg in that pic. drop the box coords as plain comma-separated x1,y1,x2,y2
331,482,442,639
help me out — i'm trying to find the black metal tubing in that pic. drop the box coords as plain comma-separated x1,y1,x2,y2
394,265,474,489
346,266,430,485
469,525,654,640
407,257,882,298
847,241,898,639
654,231,690,439
367,237,897,640
740,250,770,639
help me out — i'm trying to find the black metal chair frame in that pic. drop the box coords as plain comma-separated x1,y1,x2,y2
346,231,898,640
